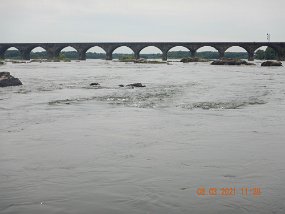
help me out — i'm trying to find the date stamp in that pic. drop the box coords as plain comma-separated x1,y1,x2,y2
196,187,262,197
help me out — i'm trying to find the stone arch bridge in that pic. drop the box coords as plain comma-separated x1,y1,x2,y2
0,42,285,61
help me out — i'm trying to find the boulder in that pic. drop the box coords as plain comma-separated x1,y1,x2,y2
118,84,125,87
0,72,22,87
211,58,255,65
261,61,282,66
90,82,100,86
126,83,146,88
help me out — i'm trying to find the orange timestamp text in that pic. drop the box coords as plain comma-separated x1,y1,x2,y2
196,187,262,197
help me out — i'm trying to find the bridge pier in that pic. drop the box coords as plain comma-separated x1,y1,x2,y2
278,54,285,61
216,47,227,59
46,51,56,60
218,50,225,59
21,50,31,61
106,52,112,60
277,49,285,61
162,51,167,61
0,46,5,59
134,51,140,60
190,50,196,58
78,51,86,60
247,50,255,61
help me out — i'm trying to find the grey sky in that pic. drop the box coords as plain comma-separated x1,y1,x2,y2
1,0,284,43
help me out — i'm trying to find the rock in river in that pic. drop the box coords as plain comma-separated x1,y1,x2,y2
261,61,282,67
0,72,22,87
211,58,255,65
90,82,100,86
180,57,209,63
126,83,146,88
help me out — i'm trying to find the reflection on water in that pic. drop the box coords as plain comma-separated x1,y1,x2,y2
0,60,285,214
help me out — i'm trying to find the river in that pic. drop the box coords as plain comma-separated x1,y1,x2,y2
0,59,285,213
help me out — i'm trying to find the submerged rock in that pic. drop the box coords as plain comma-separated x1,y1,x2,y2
126,83,146,88
0,72,22,87
46,58,71,62
0,61,4,65
118,84,125,87
211,58,255,65
261,61,282,66
180,57,209,63
90,82,100,86
30,59,46,63
11,60,29,64
119,58,167,64
134,59,167,64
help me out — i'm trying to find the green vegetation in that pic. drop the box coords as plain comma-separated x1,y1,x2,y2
168,51,190,59
56,53,71,62
59,52,77,61
86,52,106,59
3,50,22,59
30,52,48,59
119,55,135,62
44,54,71,62
255,47,278,60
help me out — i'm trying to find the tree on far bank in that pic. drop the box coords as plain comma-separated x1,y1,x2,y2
255,47,277,60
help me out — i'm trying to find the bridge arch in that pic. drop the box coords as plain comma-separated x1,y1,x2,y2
224,46,249,60
3,47,21,60
196,46,220,59
57,46,79,61
55,45,78,54
139,46,163,60
196,45,219,52
111,46,135,61
29,46,48,59
85,46,106,60
167,46,190,60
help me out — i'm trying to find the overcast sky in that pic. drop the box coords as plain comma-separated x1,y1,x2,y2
1,0,284,43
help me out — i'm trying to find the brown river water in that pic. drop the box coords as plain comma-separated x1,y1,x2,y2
0,60,285,213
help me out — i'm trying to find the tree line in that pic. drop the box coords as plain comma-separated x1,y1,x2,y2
2,47,277,60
